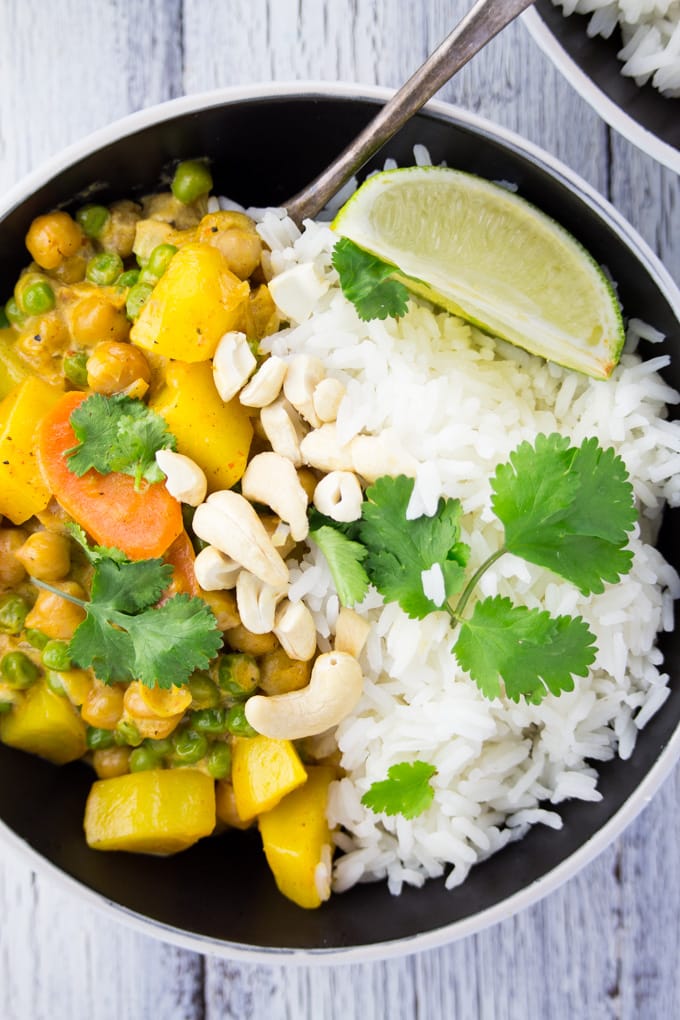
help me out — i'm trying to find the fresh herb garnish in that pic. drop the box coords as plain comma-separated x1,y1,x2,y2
309,434,637,704
32,538,221,689
66,393,176,490
307,523,370,608
332,237,410,321
361,761,437,819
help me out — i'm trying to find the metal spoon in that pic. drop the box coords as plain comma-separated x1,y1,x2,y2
285,0,535,225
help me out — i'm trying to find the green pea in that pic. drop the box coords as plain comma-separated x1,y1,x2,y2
41,639,72,671
115,269,140,289
145,736,172,757
0,305,10,329
24,628,49,650
207,742,232,780
63,350,89,387
21,280,55,316
86,726,116,751
171,728,208,765
76,204,110,239
171,160,213,204
115,719,143,747
147,243,177,278
45,670,66,696
137,267,161,287
0,700,12,714
216,653,260,700
129,746,162,772
190,707,228,735
126,282,154,320
0,651,39,690
0,593,29,635
187,671,220,709
225,703,257,738
86,252,124,287
5,297,25,327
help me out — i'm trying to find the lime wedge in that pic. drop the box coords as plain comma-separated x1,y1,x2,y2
332,167,624,379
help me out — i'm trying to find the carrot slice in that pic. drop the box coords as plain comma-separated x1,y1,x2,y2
162,530,201,598
38,391,183,560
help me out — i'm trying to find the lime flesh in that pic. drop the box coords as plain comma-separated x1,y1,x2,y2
333,167,624,379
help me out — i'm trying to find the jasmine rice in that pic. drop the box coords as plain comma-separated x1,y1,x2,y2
248,205,680,897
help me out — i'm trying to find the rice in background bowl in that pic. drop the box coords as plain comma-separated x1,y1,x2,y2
0,85,680,959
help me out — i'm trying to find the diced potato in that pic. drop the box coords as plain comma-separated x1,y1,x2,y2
130,242,249,362
84,768,216,854
0,377,63,524
0,328,30,400
0,681,87,765
231,735,307,822
150,360,253,491
258,765,336,909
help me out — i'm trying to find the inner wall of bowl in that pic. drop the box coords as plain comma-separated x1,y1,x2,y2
534,0,680,151
1,95,679,953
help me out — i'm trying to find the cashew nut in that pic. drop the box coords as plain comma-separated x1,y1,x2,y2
241,452,309,542
350,430,418,483
334,607,371,659
260,396,307,467
192,490,288,588
313,470,363,523
212,330,257,402
273,599,317,661
193,545,241,590
267,263,329,323
312,377,345,423
236,570,287,635
155,449,207,506
239,355,287,408
244,651,363,740
299,423,354,473
283,355,325,427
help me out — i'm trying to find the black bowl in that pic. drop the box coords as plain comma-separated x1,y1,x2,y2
524,3,680,173
1,84,679,961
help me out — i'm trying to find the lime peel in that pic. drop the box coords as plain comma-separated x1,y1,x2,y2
332,166,624,380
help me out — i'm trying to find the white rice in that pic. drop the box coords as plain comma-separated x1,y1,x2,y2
250,207,680,897
552,0,680,95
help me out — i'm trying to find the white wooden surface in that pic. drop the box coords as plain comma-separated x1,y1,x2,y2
1,2,679,1017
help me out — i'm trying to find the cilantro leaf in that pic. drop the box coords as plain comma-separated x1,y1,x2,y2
66,523,129,565
332,237,409,321
361,761,437,819
66,393,176,490
124,595,223,689
453,595,597,703
89,557,173,615
358,475,469,619
491,433,636,595
309,525,370,607
68,612,136,684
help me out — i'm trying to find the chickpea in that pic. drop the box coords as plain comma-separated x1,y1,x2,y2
24,580,86,640
51,253,88,284
200,589,241,632
81,680,125,730
86,341,151,394
25,212,84,270
98,200,141,258
224,622,279,656
196,211,262,280
68,293,130,346
15,531,71,582
259,647,311,696
36,498,72,535
0,529,29,588
215,781,253,829
16,315,70,375
92,745,130,779
57,668,93,707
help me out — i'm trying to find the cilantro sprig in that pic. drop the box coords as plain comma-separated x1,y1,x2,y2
32,536,222,689
309,433,637,705
66,393,176,490
332,238,410,321
361,761,437,819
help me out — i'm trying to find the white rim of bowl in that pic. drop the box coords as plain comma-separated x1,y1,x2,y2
522,7,680,176
1,80,679,966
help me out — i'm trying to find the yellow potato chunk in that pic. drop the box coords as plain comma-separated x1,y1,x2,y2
0,681,87,765
231,735,307,823
130,241,249,361
150,359,253,491
84,768,216,855
258,765,336,910
0,328,30,400
0,377,63,524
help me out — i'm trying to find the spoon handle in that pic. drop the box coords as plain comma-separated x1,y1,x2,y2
285,0,535,225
